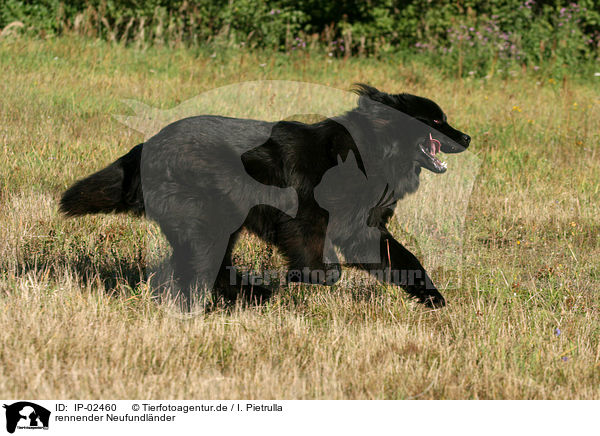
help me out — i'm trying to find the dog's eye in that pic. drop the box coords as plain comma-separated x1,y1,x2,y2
433,119,442,124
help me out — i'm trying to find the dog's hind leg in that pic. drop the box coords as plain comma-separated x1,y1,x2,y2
154,215,234,310
213,230,274,304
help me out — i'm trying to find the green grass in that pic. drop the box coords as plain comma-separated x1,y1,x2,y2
1,36,600,399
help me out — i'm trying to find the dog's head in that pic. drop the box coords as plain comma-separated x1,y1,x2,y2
353,84,471,174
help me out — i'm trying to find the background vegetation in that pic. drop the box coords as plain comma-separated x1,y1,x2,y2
0,35,599,398
1,0,600,76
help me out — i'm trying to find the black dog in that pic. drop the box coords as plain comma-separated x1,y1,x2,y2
61,84,470,308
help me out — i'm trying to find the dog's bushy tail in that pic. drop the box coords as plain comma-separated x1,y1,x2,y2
60,143,144,217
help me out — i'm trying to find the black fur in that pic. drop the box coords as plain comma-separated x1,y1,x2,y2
60,143,144,216
60,84,471,308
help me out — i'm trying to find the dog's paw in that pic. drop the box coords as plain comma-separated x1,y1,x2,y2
418,293,446,308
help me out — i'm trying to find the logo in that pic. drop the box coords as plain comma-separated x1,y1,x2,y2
3,402,50,433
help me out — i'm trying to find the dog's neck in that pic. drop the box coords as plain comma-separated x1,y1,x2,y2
327,109,422,202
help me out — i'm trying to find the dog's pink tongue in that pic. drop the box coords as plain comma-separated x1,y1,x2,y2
429,133,441,155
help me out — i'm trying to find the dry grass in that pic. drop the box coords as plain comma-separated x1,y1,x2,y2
1,36,600,399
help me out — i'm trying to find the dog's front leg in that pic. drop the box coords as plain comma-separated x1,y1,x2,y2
379,231,445,307
346,230,445,308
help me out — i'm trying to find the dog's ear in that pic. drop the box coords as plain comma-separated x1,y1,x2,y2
396,93,427,115
395,94,412,111
353,83,410,115
353,83,383,109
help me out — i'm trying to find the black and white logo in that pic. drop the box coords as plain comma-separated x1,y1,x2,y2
3,402,50,433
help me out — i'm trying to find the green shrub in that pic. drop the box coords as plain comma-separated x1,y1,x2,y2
1,0,598,76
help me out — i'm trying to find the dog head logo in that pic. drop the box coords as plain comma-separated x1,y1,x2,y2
3,402,50,433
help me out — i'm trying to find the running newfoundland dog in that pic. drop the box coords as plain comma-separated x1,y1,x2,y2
60,84,471,309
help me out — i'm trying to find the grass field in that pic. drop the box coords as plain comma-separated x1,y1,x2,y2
1,36,600,399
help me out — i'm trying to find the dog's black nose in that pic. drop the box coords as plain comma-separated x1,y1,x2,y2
462,134,471,146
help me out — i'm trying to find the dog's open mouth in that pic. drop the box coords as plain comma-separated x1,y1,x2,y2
419,133,447,174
